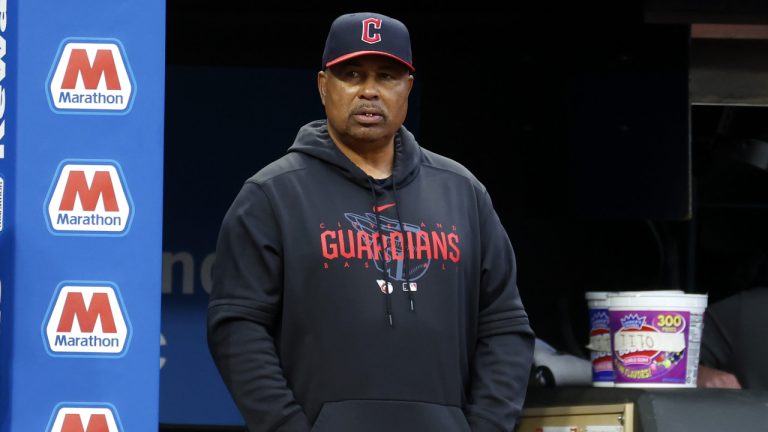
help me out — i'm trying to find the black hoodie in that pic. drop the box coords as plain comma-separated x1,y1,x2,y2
208,120,534,432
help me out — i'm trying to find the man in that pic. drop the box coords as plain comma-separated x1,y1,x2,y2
208,12,534,432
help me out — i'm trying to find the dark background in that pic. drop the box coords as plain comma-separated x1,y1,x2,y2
162,1,768,428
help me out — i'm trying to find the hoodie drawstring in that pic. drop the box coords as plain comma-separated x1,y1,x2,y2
368,178,394,327
392,179,415,312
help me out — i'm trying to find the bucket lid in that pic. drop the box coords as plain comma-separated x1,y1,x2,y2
608,290,684,296
609,292,708,309
585,291,611,301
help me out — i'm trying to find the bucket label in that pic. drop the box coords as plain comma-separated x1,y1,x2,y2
611,310,690,384
587,308,613,383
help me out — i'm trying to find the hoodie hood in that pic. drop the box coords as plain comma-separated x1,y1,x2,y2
287,120,421,189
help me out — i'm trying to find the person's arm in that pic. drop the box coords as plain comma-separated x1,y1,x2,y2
207,182,311,432
465,189,535,432
697,365,742,389
697,295,742,390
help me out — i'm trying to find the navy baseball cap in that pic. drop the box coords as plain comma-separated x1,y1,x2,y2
322,12,415,72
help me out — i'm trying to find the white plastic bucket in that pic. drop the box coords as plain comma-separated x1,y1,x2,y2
586,290,684,387
585,291,613,387
608,292,707,387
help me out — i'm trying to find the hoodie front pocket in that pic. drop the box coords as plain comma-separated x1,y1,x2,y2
310,399,470,432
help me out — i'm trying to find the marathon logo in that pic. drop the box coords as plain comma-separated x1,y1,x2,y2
45,161,133,235
47,404,122,432
43,282,131,356
47,39,135,114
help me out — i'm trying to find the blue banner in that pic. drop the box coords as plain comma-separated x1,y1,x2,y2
0,0,16,426
0,1,165,431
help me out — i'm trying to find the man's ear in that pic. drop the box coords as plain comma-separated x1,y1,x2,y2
317,70,327,106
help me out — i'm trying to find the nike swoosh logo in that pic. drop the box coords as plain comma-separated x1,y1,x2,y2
373,203,396,212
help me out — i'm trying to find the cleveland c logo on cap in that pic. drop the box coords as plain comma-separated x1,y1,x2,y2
361,18,382,44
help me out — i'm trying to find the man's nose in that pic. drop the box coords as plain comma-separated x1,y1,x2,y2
358,77,380,99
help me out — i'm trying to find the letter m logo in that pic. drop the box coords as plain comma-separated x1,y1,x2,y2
43,282,131,357
47,38,135,113
59,170,119,212
61,48,121,90
61,413,109,432
56,292,117,333
48,405,122,432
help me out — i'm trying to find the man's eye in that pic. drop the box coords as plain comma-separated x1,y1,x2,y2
347,71,361,78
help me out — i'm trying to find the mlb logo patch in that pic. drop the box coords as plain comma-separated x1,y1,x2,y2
45,160,133,236
42,281,131,357
47,38,135,114
47,403,123,432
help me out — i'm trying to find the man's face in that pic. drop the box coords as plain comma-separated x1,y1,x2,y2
318,55,414,147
